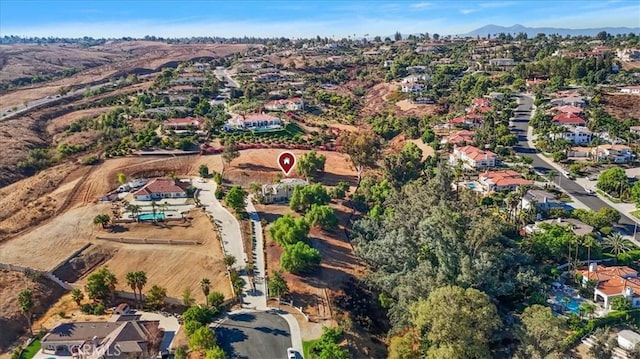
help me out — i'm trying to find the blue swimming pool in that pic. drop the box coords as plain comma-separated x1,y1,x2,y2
467,183,477,190
556,294,582,314
138,213,165,221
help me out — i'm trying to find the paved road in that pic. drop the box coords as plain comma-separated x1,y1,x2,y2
215,311,293,359
245,198,268,310
214,67,240,88
512,94,639,241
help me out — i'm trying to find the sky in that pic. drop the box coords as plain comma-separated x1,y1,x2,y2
1,0,639,39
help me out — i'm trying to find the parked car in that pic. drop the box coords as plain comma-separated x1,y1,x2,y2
287,348,297,359
586,188,596,195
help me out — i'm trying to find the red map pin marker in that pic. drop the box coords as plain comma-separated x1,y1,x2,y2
278,151,296,176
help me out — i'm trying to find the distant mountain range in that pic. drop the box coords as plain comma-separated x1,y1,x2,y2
463,24,640,37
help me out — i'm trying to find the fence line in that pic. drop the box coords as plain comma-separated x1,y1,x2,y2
95,236,202,245
0,262,73,290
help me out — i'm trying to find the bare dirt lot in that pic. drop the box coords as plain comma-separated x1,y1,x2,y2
603,92,640,120
1,41,253,108
225,149,357,187
0,272,66,352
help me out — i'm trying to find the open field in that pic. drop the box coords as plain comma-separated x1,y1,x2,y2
225,148,357,187
1,41,254,108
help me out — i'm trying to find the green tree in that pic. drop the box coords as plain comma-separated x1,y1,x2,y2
204,347,226,359
222,138,240,174
269,214,310,245
183,306,215,335
280,242,321,274
410,286,502,359
421,128,435,144
289,183,330,212
71,288,84,306
134,271,147,306
597,167,629,198
611,296,632,311
297,150,326,181
126,271,139,305
223,254,237,268
603,232,631,257
331,182,350,199
207,292,225,312
198,164,209,178
225,185,247,215
93,214,111,228
182,287,195,307
201,278,211,306
117,172,127,185
383,142,424,188
268,270,289,298
632,181,640,207
305,204,339,230
338,130,381,183
18,289,34,336
189,326,217,351
515,304,566,359
86,267,117,303
146,285,167,310
174,346,187,359
388,332,416,359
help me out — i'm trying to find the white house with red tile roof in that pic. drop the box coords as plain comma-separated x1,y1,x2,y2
441,130,474,145
579,264,640,309
449,145,497,169
224,113,283,131
466,98,492,114
448,114,484,129
591,144,635,163
479,170,533,193
552,112,587,126
264,98,305,112
550,126,593,144
163,117,205,131
133,178,187,201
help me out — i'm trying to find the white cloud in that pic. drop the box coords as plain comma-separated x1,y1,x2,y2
460,9,477,15
411,2,433,9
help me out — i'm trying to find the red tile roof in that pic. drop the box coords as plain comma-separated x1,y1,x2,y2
134,179,185,196
480,170,533,187
456,145,496,160
552,112,587,125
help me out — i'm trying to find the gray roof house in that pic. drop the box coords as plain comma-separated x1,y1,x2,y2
261,178,309,204
521,189,566,211
41,320,162,359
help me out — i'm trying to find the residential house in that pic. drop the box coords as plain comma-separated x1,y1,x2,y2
253,73,285,83
620,86,640,95
449,145,497,170
591,144,635,163
413,97,434,105
579,264,640,309
526,78,547,88
133,178,187,201
264,98,305,112
448,114,484,129
41,320,163,358
568,146,591,158
631,126,640,135
550,126,593,145
163,117,205,131
401,82,425,93
550,95,587,107
617,48,640,61
478,170,533,193
489,58,515,66
535,217,595,237
467,98,492,114
406,65,428,73
552,112,587,127
402,74,430,83
521,189,564,211
441,130,475,145
550,105,583,114
261,178,309,204
224,113,283,131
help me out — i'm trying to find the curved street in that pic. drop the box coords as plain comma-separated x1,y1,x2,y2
512,94,639,242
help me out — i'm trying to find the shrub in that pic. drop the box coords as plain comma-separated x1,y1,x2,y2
80,303,94,314
93,303,106,315
215,187,224,199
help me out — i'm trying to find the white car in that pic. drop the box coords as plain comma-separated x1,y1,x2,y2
287,348,297,359
585,188,596,195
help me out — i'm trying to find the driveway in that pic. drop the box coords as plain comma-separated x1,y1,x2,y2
512,94,640,242
215,311,292,359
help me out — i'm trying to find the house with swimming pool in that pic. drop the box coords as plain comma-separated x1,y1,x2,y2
133,178,187,201
579,264,640,309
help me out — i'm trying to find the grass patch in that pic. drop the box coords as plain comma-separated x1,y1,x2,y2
20,338,41,359
303,339,321,359
596,189,622,204
632,210,640,220
559,198,574,203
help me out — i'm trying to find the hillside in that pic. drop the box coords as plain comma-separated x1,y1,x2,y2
464,24,640,37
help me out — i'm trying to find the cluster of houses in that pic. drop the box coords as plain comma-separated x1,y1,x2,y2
580,264,640,310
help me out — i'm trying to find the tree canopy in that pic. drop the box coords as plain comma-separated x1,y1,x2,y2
225,185,247,214
290,183,330,212
269,214,310,245
305,204,339,230
281,241,321,274
597,167,629,198
297,150,326,181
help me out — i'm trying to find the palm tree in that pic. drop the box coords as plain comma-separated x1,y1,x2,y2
71,288,84,307
200,278,211,306
151,201,158,222
93,214,111,228
603,232,631,261
135,271,147,307
103,269,118,305
504,192,520,223
546,170,557,187
583,236,600,267
125,272,138,305
126,204,141,221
